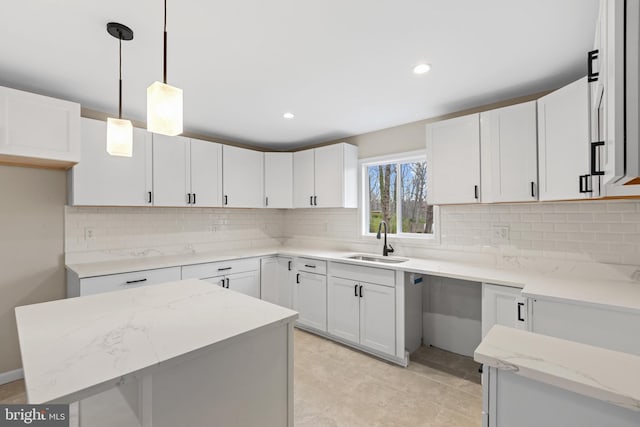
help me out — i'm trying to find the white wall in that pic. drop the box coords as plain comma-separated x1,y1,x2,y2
0,166,66,374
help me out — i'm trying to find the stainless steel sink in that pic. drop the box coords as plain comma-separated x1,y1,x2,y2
345,254,409,264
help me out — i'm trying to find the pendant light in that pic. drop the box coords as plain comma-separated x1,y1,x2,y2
147,0,183,136
106,22,134,157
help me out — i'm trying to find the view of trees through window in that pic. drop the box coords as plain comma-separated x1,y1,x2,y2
367,160,433,235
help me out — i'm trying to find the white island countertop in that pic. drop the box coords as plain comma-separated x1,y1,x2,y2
475,325,640,412
15,279,298,404
67,245,640,314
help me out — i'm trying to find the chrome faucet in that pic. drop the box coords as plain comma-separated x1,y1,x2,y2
376,221,394,256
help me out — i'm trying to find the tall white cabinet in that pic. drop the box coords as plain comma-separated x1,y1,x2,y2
537,77,592,200
480,101,538,202
70,118,153,206
293,143,358,208
426,113,481,204
222,145,264,208
264,152,293,208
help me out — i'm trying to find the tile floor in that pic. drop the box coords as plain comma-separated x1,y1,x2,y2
0,329,482,426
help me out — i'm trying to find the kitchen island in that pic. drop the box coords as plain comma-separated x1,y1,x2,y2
15,279,298,427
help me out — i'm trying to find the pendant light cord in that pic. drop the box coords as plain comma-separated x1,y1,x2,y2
163,0,168,84
118,34,123,119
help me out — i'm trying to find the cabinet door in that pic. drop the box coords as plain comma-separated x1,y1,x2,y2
0,86,81,164
327,277,360,344
152,134,189,206
294,272,327,332
314,144,344,208
537,77,591,201
264,152,293,208
480,102,538,202
203,275,226,288
227,270,260,298
481,284,527,338
293,149,315,208
189,139,222,207
276,257,294,309
222,145,264,208
359,282,395,355
426,113,481,204
72,118,152,206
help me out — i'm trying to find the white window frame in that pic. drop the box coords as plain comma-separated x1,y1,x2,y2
360,150,440,242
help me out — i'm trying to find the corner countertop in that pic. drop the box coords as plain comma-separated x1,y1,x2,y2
66,246,640,314
15,279,298,404
475,325,640,412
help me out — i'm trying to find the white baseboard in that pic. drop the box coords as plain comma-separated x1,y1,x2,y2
0,368,24,385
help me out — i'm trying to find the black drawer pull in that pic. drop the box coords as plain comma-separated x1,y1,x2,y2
591,141,605,176
588,49,599,82
296,273,300,284
517,302,525,322
579,174,593,193
359,285,363,298
354,284,358,297
125,278,147,285
226,278,230,288
304,264,316,269
217,267,232,271
288,260,292,271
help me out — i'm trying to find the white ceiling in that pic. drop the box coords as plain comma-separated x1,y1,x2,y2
0,0,598,149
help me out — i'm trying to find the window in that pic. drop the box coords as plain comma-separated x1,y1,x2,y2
362,152,435,238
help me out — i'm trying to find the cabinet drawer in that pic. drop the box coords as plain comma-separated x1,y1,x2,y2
182,257,260,280
294,257,327,275
330,262,395,287
80,267,181,296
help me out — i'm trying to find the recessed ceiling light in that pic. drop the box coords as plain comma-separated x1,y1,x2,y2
413,63,432,75
283,112,295,119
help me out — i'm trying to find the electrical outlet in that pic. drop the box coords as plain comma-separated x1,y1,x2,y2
84,227,95,241
492,225,510,244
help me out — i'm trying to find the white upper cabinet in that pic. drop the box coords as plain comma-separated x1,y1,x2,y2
293,143,358,208
222,145,264,208
70,118,152,206
264,152,293,208
426,113,481,205
314,143,358,208
0,85,80,167
152,134,189,206
189,138,222,207
537,77,592,201
293,149,315,208
480,101,538,203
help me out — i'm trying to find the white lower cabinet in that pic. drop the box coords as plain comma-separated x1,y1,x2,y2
260,256,294,309
530,298,640,356
293,270,327,332
327,263,396,357
67,267,181,297
481,283,528,338
182,258,260,299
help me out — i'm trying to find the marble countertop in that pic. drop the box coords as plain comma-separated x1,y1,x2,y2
475,325,640,412
15,279,298,404
66,245,640,314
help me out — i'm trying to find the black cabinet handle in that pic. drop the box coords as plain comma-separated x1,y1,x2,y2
217,267,232,271
314,196,317,206
359,285,363,298
591,141,605,176
187,193,192,204
474,185,479,200
530,182,535,198
579,174,593,193
193,193,196,205
224,195,228,205
304,264,316,269
220,279,225,287
148,191,152,204
226,278,230,288
310,196,313,206
588,49,599,82
125,278,147,285
517,302,525,322
288,260,292,271
354,284,358,297
296,273,300,284
265,196,269,207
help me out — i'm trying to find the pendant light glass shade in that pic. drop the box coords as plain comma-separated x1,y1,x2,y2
106,117,134,157
147,81,183,136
